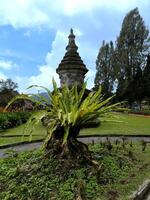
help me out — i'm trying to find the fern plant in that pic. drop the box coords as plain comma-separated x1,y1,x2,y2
4,79,123,156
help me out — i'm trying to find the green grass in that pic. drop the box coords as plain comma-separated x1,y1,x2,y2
0,142,150,200
0,122,46,146
0,121,47,136
81,112,150,136
0,113,149,146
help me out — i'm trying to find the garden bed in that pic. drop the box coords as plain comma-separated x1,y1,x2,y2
0,142,150,200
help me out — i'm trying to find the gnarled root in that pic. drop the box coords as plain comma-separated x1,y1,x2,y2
45,137,99,168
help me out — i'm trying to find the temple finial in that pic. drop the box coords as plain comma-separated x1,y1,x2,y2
70,28,73,35
66,28,78,52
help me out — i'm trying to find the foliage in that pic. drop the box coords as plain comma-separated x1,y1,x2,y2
0,78,18,92
0,143,150,200
143,54,150,101
130,109,150,115
4,79,123,148
115,8,150,103
0,79,18,107
0,112,32,130
125,67,144,105
94,40,115,97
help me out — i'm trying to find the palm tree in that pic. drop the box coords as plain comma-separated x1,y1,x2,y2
4,79,122,162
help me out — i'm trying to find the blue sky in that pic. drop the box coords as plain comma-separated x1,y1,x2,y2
0,0,150,93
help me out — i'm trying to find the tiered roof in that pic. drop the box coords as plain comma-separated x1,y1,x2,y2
56,29,88,74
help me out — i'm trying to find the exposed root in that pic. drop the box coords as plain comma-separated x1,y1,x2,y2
44,137,100,168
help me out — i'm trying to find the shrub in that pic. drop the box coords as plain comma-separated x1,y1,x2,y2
130,109,150,115
0,112,32,130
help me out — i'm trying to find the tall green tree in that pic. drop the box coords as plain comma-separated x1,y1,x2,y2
94,40,115,97
143,54,150,102
115,7,150,103
125,67,144,107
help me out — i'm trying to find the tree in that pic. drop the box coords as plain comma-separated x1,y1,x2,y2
115,8,150,102
0,79,18,107
5,79,122,163
125,67,144,107
0,78,18,92
94,41,115,97
143,54,150,102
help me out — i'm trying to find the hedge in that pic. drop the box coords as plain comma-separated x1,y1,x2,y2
130,109,150,115
0,112,32,130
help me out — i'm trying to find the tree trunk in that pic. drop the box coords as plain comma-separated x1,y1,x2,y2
44,125,93,165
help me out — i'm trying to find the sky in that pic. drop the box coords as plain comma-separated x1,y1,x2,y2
0,0,150,93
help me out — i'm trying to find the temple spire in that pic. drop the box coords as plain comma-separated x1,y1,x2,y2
56,28,88,87
66,28,78,52
70,28,73,34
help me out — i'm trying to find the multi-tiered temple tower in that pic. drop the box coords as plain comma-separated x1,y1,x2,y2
56,29,88,87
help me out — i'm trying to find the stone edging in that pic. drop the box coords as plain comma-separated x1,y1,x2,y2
0,134,150,150
129,179,150,200
78,134,150,138
0,139,43,149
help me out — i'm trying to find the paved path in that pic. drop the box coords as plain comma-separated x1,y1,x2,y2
0,136,150,158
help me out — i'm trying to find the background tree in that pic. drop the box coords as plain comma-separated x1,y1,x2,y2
94,40,115,98
125,67,144,107
143,54,150,103
115,8,150,104
0,79,18,107
0,78,18,92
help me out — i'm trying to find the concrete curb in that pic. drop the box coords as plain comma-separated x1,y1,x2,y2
0,139,43,149
78,134,150,138
0,134,43,137
129,179,150,200
0,135,150,150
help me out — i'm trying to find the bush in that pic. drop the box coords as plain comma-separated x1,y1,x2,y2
130,109,150,115
80,119,101,128
0,112,32,130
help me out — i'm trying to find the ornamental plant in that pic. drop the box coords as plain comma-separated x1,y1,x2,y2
4,79,123,161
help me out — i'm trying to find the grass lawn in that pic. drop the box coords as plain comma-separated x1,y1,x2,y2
81,112,150,136
0,112,149,146
0,121,47,136
0,142,150,200
0,122,46,146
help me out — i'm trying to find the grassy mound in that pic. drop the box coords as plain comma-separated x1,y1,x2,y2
0,142,150,200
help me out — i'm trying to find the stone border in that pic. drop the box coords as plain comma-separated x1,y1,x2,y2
0,134,43,137
78,134,150,138
0,139,43,149
129,179,150,200
0,135,150,149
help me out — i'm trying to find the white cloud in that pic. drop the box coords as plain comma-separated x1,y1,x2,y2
45,31,67,67
58,0,138,15
29,66,59,89
0,72,7,80
0,0,149,28
0,60,17,70
16,66,59,93
0,0,49,28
